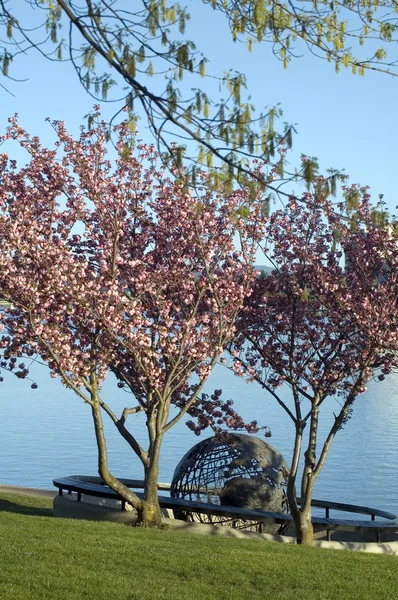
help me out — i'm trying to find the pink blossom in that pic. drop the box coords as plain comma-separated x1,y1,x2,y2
0,111,270,503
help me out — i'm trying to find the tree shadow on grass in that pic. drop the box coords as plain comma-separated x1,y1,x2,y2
0,498,53,518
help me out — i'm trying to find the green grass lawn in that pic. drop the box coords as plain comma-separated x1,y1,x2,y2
0,492,397,600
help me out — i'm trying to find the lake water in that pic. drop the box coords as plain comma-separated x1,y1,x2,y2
1,363,397,516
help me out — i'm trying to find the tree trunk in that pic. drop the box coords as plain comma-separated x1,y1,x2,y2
91,399,145,516
294,508,314,546
291,395,319,546
137,466,163,528
136,440,163,528
287,484,314,546
91,390,164,528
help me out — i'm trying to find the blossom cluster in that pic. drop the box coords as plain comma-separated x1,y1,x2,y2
233,188,398,409
0,113,267,434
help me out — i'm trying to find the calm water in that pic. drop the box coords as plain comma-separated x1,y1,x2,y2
1,363,397,516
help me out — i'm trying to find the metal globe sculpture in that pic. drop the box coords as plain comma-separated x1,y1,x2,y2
170,433,290,534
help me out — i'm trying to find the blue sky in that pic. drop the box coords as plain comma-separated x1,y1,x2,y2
1,2,397,216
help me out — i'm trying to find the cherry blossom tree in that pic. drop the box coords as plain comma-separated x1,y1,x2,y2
0,111,265,527
231,182,398,545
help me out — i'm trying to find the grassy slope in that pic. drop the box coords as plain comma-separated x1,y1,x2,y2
0,492,397,600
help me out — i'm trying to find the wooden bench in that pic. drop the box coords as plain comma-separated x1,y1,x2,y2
53,476,398,543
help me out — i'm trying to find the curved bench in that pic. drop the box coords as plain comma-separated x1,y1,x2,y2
53,475,398,543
